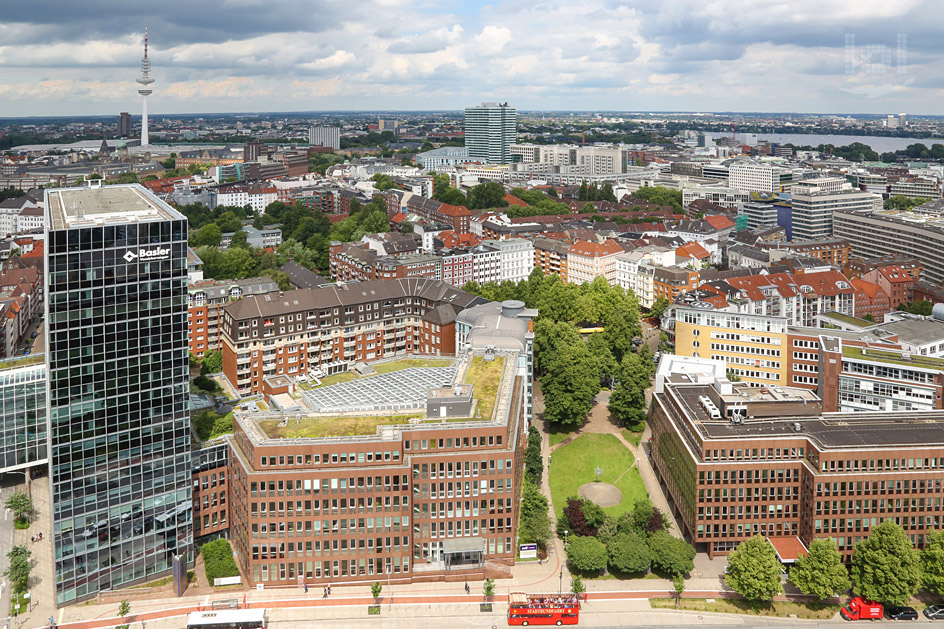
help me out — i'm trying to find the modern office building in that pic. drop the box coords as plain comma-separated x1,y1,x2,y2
218,299,534,586
464,103,516,165
0,354,47,473
309,126,341,150
833,207,944,285
45,184,192,604
791,182,878,242
650,355,944,560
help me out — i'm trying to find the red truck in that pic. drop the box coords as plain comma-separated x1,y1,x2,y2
840,597,883,621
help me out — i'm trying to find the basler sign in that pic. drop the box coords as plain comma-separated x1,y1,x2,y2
123,246,171,262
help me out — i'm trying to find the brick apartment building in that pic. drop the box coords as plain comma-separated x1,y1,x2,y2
188,277,279,357
220,279,482,396
650,355,944,560
197,299,535,586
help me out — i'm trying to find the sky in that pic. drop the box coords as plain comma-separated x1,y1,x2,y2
0,0,942,117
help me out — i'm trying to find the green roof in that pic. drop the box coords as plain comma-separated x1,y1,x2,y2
0,354,44,370
822,312,872,327
843,346,944,370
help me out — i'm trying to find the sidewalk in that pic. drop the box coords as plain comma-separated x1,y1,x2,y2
5,473,55,629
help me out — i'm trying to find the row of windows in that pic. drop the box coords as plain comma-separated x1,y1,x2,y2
703,448,804,462
250,476,408,495
710,343,780,356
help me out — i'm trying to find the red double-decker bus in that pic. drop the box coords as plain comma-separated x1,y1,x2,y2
508,592,579,626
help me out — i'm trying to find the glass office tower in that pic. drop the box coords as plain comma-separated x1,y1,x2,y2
45,184,192,604
464,102,516,165
0,355,47,472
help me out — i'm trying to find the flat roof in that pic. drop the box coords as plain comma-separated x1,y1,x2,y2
872,318,944,347
766,536,808,564
46,184,184,230
666,384,944,449
842,345,944,371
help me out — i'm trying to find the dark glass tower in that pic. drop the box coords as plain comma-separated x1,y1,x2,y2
45,184,191,604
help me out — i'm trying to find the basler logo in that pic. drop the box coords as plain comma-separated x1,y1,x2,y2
123,247,170,263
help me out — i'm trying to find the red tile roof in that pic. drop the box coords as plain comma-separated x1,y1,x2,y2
503,194,528,207
676,241,711,260
704,215,736,230
567,239,623,258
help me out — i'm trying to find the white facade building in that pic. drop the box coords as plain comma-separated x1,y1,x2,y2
489,238,534,283
309,126,341,150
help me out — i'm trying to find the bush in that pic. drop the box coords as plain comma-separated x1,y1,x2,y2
562,497,596,537
193,375,222,393
648,531,695,577
607,532,651,574
201,539,239,584
567,536,608,573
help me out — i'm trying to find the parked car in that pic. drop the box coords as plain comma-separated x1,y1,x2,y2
925,605,944,620
887,606,918,621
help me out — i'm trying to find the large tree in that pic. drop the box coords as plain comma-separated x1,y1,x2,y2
851,520,922,606
566,536,608,573
466,181,509,210
924,529,944,597
648,531,696,577
607,532,651,574
725,535,783,601
789,538,850,601
541,341,599,427
518,480,552,550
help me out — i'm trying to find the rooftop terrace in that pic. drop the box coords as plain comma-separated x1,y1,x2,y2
842,345,944,370
46,184,184,230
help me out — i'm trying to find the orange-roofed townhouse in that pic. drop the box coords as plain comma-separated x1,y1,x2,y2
566,239,624,285
864,265,916,310
850,278,892,320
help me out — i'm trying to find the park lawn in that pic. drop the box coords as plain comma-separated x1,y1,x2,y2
621,428,643,447
548,433,647,520
650,598,840,620
549,425,576,448
259,414,420,439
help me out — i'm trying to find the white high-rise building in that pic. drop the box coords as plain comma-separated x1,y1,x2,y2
464,102,516,165
309,126,341,150
791,179,879,241
136,27,154,146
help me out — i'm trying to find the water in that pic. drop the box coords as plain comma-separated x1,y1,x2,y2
703,132,944,153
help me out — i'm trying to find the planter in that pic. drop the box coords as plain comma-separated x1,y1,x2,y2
480,603,493,612
368,605,381,615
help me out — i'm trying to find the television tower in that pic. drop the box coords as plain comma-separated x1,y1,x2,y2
136,26,154,146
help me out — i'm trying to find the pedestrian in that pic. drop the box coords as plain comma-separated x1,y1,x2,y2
304,583,308,594
30,535,34,543
327,584,331,596
323,587,327,598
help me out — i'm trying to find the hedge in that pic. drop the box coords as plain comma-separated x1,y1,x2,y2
201,539,239,583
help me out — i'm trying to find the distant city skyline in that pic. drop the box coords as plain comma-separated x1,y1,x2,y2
0,0,942,117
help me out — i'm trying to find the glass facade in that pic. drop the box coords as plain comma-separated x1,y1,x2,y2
0,356,47,472
46,196,192,605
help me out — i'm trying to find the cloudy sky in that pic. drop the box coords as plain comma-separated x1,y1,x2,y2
0,0,941,117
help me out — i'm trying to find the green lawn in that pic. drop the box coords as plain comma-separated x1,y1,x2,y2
621,428,643,447
650,598,840,620
464,356,505,420
549,425,577,447
259,414,420,439
373,358,453,374
549,433,647,520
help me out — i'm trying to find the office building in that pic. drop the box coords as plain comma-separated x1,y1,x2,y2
0,354,47,473
117,112,131,138
727,161,794,193
650,355,944,560
834,208,944,285
464,103,516,165
309,126,341,150
45,184,192,604
791,182,878,242
217,299,534,586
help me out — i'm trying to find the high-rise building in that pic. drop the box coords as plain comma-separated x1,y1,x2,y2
117,112,131,138
44,183,192,604
790,179,879,241
309,126,340,150
464,102,516,165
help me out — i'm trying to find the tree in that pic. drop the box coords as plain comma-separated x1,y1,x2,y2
201,539,240,583
525,426,544,485
5,492,34,523
436,186,467,206
192,223,222,247
789,538,850,601
648,531,696,577
607,532,651,574
566,536,608,573
649,296,669,321
466,181,508,210
4,545,30,594
200,351,223,375
371,581,382,601
570,575,585,598
923,529,944,597
587,333,618,385
562,497,596,537
541,342,599,427
229,230,250,250
518,480,552,550
118,600,131,620
483,578,495,599
724,535,783,601
850,520,921,606
673,574,686,607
